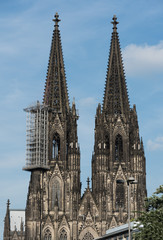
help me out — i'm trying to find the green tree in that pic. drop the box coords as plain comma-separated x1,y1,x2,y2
134,185,163,240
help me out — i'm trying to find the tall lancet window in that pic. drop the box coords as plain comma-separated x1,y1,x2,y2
105,135,110,152
44,229,52,240
52,178,60,209
115,134,123,161
59,229,67,240
116,181,125,210
52,133,60,159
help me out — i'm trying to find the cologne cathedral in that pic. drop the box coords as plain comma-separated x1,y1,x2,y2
3,14,147,240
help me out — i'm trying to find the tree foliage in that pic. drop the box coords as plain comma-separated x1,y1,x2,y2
134,185,163,240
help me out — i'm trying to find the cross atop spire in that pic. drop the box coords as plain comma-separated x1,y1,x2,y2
53,12,60,27
111,15,119,32
7,199,10,209
87,177,90,188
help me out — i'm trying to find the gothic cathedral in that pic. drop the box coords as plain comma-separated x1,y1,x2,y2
3,14,147,240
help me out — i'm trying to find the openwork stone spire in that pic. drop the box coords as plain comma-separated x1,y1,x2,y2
103,15,130,116
3,199,10,240
43,13,69,114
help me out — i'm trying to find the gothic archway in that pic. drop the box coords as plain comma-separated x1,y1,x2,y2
79,227,98,240
59,228,67,240
82,232,94,240
44,228,52,240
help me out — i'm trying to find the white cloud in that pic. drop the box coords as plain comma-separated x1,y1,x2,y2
147,136,163,151
123,41,163,76
79,97,97,107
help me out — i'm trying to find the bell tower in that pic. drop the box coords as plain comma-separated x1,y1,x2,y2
25,13,81,239
92,15,147,228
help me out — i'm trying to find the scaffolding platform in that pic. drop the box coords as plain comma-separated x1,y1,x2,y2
23,101,49,171
23,165,50,171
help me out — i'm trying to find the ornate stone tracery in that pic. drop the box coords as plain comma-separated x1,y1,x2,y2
52,132,60,159
44,228,52,240
115,134,123,161
116,181,125,209
51,178,61,208
82,232,94,240
59,229,67,240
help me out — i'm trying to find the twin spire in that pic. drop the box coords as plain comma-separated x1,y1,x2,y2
103,15,130,116
43,13,69,115
43,13,130,117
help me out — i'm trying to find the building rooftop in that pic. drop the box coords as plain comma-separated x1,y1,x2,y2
96,222,136,239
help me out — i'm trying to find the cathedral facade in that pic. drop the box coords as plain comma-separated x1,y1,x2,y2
4,14,147,240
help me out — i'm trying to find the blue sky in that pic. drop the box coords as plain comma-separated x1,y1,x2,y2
0,0,163,236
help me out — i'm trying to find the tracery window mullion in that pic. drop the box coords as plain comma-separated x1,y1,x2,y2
44,229,52,240
115,134,123,161
52,133,60,159
59,229,67,240
52,179,60,209
116,182,125,209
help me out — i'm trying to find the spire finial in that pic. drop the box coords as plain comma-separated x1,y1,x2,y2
7,199,10,209
53,12,60,27
87,177,90,188
111,15,119,32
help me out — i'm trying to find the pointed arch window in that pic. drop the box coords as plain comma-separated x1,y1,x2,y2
59,229,67,240
116,181,125,210
44,229,52,240
82,232,94,240
52,178,61,209
52,133,60,159
115,134,123,161
105,135,110,152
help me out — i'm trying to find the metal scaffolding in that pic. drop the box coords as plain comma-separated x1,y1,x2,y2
23,101,49,171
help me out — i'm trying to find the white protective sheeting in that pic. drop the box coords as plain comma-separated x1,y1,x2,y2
10,210,25,231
